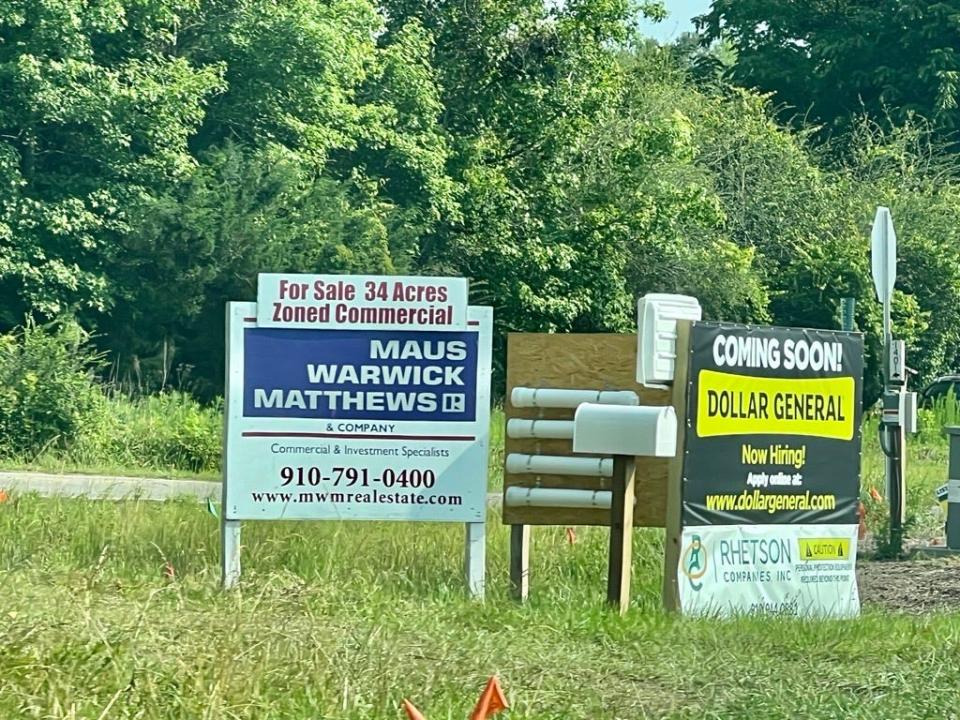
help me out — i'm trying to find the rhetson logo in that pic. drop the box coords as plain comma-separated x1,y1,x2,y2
681,534,708,592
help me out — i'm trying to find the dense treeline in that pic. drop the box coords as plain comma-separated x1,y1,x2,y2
2,0,960,406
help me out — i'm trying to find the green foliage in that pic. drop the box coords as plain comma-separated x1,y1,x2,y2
697,0,960,140
74,392,221,473
0,319,103,456
2,0,960,404
0,0,456,394
100,142,398,395
0,0,224,325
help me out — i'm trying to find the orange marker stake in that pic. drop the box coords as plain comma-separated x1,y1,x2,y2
469,676,508,720
401,699,427,720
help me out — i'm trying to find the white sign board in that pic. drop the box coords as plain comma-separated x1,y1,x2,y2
256,273,469,331
870,206,897,304
224,301,492,523
678,524,860,617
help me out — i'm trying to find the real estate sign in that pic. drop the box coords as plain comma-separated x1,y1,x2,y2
676,323,863,617
224,299,492,523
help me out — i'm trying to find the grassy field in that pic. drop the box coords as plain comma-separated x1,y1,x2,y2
1,408,959,718
0,405,950,540
3,496,960,719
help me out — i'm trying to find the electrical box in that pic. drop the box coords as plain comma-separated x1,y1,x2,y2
881,391,900,426
901,391,918,434
636,293,702,388
881,390,918,433
572,403,678,457
888,340,906,385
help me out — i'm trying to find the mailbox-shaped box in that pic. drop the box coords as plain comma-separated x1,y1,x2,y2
636,293,701,388
572,403,678,457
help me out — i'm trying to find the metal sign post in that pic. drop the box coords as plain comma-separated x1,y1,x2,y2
871,207,916,554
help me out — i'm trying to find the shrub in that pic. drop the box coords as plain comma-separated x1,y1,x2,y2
75,392,222,474
0,319,104,457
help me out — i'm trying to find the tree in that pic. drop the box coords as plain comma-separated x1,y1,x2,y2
697,1,960,141
0,1,459,392
380,0,673,378
0,0,223,326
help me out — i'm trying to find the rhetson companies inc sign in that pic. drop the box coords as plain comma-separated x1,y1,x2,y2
221,274,492,595
676,323,863,617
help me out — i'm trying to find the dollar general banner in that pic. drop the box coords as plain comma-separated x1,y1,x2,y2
677,323,863,618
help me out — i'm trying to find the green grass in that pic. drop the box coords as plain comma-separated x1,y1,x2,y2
1,405,959,717
0,456,220,480
0,392,221,480
2,495,960,719
0,402,951,547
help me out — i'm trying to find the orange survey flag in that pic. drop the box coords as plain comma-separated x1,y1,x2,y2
469,676,508,720
401,699,427,720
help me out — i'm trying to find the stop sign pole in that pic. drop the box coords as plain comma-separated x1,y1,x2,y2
871,206,906,553
871,207,896,382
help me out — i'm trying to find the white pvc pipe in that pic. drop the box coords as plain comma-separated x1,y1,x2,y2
510,387,639,409
504,486,612,509
505,453,613,477
506,419,574,440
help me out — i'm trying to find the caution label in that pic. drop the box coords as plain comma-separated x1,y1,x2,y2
696,370,855,440
799,538,850,561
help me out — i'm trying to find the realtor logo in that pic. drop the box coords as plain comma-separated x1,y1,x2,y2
442,393,466,413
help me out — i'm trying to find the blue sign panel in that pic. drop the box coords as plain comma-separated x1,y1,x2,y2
242,328,479,422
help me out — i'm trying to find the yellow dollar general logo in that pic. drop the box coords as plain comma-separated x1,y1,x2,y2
799,538,850,561
696,370,855,440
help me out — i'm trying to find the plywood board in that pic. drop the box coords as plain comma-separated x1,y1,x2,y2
502,333,670,527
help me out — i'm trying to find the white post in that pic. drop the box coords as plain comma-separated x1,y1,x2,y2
222,519,241,589
464,522,485,599
221,303,241,590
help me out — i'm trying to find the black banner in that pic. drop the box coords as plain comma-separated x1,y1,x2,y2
682,323,863,526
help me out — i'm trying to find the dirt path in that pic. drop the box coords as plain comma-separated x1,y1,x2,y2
858,556,960,612
0,470,221,501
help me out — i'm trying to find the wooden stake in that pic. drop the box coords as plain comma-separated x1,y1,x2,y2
607,455,636,614
509,524,530,601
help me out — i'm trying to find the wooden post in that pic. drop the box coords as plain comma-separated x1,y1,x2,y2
662,320,693,612
607,455,636,614
509,524,531,601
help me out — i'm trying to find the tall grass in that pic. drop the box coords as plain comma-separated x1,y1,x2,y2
3,495,960,719
1,392,222,478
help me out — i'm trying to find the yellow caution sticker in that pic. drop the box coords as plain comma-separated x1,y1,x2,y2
798,538,850,561
696,370,855,440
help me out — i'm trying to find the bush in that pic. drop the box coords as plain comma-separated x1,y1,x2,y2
0,319,105,457
74,392,222,474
